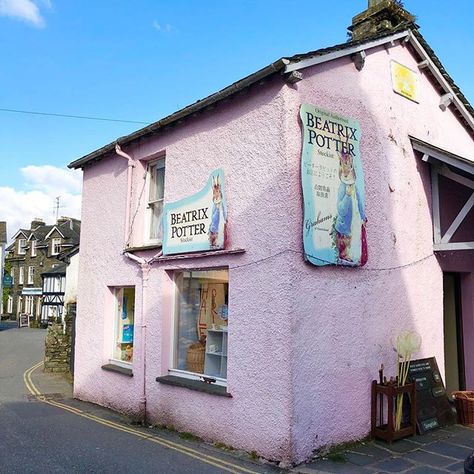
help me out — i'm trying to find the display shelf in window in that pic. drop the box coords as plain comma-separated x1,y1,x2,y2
204,329,228,379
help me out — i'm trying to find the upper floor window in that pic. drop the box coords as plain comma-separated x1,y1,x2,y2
31,240,36,257
146,159,165,243
28,266,35,285
51,238,61,255
19,267,24,285
18,238,27,255
11,268,14,285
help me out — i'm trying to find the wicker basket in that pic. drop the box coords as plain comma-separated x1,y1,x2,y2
186,342,205,374
452,391,474,427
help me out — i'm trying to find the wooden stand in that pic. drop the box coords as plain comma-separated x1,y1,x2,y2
371,380,417,443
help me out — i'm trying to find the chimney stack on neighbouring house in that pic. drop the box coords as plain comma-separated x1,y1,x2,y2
349,0,415,41
30,218,45,230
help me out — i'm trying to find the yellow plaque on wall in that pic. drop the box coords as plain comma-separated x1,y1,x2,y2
390,60,419,103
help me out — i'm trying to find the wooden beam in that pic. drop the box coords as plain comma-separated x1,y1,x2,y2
438,165,474,190
434,242,474,251
431,168,442,244
284,31,409,73
440,192,474,243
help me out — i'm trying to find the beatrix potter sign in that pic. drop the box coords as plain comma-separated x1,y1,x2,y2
162,169,227,255
300,104,367,267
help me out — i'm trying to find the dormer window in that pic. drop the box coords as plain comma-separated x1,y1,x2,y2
31,240,37,257
18,238,27,255
52,238,61,255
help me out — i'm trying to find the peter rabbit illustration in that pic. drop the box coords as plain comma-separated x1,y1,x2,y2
208,174,227,248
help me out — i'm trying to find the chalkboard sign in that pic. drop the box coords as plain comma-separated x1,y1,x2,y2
407,357,456,434
18,314,29,328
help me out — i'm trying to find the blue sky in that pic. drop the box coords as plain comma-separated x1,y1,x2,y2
0,0,473,237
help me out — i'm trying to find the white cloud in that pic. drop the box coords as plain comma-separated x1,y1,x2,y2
152,20,172,32
0,165,82,241
0,0,51,27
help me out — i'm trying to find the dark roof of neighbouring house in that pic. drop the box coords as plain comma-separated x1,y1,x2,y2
7,219,81,252
69,24,474,170
41,262,67,276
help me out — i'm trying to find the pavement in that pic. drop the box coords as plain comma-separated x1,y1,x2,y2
1,320,473,473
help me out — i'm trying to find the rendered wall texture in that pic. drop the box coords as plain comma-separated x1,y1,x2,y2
74,40,474,463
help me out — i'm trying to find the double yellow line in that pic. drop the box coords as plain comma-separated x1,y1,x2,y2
24,362,258,474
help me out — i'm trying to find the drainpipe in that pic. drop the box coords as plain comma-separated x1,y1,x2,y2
115,144,135,246
124,250,163,423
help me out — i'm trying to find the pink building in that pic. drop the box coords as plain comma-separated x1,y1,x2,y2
70,1,474,464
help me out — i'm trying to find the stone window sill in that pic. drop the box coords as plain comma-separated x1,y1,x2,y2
124,244,162,253
101,364,133,377
156,375,232,397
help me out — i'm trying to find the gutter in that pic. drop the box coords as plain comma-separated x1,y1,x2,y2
68,58,289,169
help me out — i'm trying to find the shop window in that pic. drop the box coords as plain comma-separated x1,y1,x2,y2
146,159,165,243
112,287,135,365
172,269,229,383
18,238,27,255
51,238,61,255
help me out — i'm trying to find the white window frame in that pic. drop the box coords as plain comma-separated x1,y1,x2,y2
19,266,24,285
51,238,61,255
7,296,13,313
169,268,229,387
145,158,165,245
31,240,36,257
18,238,27,255
28,266,34,285
110,287,135,367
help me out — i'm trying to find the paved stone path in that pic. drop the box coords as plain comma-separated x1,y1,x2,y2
294,425,473,473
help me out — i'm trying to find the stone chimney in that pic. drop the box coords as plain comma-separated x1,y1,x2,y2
349,0,415,41
30,218,45,230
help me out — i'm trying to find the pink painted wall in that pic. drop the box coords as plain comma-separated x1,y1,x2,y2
285,43,474,461
74,38,474,464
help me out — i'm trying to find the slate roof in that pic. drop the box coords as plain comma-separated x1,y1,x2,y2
69,23,474,170
7,218,80,251
41,262,67,276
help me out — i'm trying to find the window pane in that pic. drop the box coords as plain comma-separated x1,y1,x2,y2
149,164,165,202
149,201,164,240
174,270,228,378
114,287,135,362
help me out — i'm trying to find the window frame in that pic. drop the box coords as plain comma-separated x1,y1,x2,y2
19,266,24,285
51,238,61,255
28,266,35,285
11,268,14,285
31,240,36,257
7,295,13,313
169,267,229,387
110,286,136,367
144,158,166,245
18,238,27,255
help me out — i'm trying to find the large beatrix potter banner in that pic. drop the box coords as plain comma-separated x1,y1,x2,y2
162,169,227,255
300,104,367,267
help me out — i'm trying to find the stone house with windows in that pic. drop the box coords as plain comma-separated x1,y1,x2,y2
69,1,473,464
0,221,7,315
4,217,81,323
